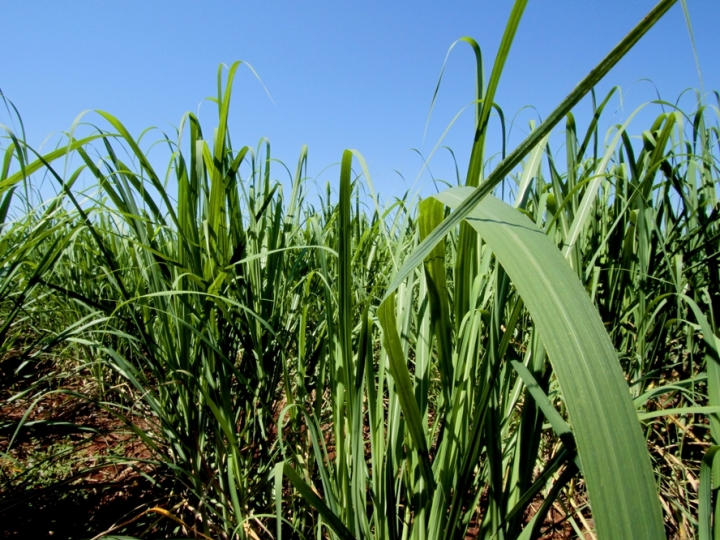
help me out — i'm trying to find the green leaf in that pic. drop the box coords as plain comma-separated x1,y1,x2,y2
511,360,573,446
433,187,664,539
699,445,720,540
378,293,436,492
638,406,720,421
281,463,356,540
383,0,677,302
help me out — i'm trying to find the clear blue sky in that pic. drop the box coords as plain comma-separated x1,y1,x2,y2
1,1,718,203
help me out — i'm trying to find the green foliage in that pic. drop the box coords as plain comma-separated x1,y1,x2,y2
2,0,720,538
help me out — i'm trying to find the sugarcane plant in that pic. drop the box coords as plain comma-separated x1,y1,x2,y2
2,0,720,538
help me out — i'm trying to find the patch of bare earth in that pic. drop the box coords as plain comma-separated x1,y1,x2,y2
0,363,173,539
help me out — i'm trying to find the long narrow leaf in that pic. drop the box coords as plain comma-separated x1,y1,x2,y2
433,187,664,539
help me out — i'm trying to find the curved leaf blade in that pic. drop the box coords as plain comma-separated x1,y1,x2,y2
383,0,677,302
433,187,664,540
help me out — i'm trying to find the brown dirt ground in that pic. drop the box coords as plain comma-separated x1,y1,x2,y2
0,364,174,539
1,360,591,540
